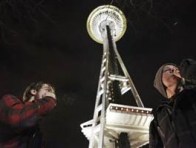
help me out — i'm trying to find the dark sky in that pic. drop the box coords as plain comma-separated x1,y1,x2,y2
0,0,196,147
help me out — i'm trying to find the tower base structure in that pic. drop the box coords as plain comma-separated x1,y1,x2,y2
81,103,153,148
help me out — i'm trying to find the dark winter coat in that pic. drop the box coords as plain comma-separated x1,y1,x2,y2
149,88,196,148
149,58,196,148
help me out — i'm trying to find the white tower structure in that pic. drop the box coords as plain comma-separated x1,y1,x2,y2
80,5,153,148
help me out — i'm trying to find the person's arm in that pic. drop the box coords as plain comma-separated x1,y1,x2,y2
172,68,196,87
149,120,164,148
0,94,56,127
181,77,196,85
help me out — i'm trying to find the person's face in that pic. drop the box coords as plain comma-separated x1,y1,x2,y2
162,65,180,88
35,84,54,100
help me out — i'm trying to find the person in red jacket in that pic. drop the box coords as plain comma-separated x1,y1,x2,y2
0,81,57,148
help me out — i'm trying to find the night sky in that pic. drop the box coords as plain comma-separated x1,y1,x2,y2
0,0,196,147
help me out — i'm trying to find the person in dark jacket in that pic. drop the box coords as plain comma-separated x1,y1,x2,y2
0,81,57,148
149,59,196,148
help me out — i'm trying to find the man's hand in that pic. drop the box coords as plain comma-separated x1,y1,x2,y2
173,68,182,79
44,92,56,100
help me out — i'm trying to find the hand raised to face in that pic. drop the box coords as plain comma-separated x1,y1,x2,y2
162,65,181,88
36,84,56,100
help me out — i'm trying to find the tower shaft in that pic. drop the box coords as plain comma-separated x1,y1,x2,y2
81,5,153,148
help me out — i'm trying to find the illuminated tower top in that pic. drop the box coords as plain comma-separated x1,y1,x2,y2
86,5,127,44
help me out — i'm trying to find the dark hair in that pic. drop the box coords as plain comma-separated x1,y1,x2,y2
22,81,54,102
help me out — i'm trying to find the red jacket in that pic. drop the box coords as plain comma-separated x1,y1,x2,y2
0,94,56,148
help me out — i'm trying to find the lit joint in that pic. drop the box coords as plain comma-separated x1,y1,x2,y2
109,106,151,114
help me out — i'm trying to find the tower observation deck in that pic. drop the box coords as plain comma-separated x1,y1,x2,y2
80,5,154,148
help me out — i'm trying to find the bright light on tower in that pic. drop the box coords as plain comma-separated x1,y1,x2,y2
86,5,127,44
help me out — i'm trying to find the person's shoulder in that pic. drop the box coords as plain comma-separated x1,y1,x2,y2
177,88,196,104
182,87,196,94
2,94,16,98
152,105,163,116
0,94,20,103
152,101,172,116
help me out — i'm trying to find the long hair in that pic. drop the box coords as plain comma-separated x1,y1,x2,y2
22,81,54,102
